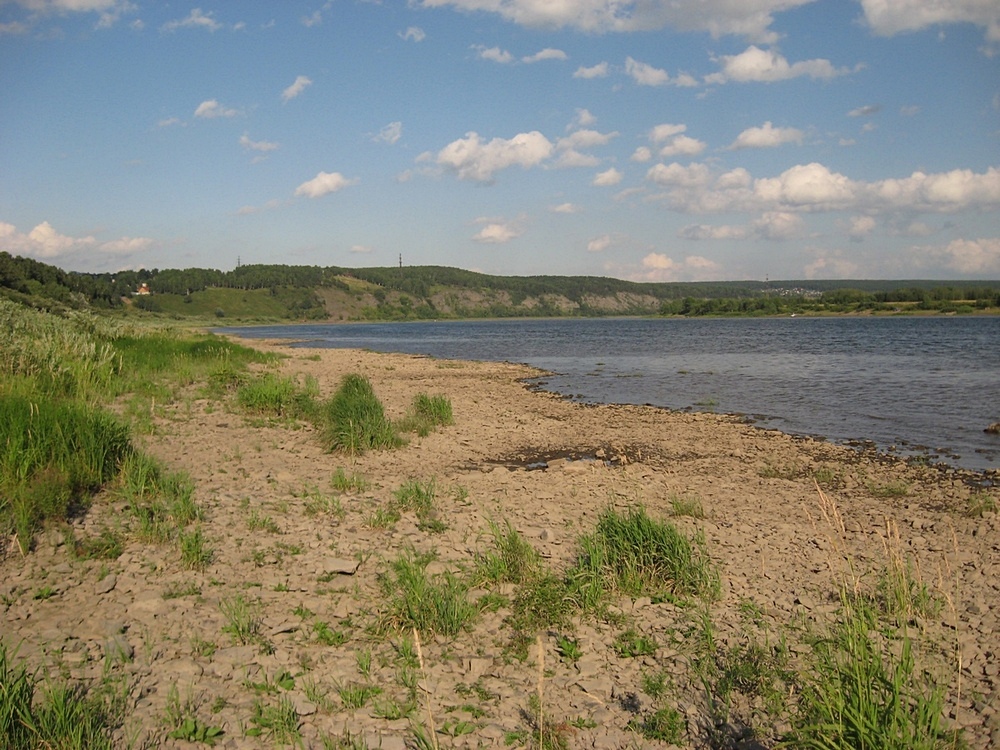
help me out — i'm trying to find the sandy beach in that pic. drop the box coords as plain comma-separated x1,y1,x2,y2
2,338,998,749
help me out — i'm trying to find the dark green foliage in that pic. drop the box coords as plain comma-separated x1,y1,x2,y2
321,374,402,453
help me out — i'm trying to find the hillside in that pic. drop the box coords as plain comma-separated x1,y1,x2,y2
2,252,999,321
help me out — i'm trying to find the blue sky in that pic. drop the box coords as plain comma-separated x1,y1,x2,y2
1,1,998,281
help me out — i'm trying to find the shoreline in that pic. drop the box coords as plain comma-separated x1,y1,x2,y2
3,338,998,747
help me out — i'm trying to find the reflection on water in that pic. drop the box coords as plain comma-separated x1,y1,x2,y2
219,316,1000,472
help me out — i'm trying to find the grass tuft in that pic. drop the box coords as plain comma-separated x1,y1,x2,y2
321,374,402,454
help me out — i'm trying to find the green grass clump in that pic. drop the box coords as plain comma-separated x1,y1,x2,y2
573,505,719,604
475,519,544,586
321,374,402,454
0,394,132,552
787,597,957,750
236,372,320,420
0,643,126,750
379,550,478,637
397,392,454,436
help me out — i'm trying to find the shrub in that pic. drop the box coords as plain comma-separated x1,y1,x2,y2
321,374,401,453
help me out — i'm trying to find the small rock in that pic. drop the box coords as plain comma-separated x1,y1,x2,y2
95,574,117,595
538,528,557,542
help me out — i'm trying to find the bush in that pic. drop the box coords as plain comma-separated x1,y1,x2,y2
321,374,401,453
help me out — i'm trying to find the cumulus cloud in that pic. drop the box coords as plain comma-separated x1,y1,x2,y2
846,215,876,240
435,131,553,182
161,8,222,32
728,121,804,149
625,57,670,86
523,47,567,62
803,254,861,279
707,46,853,83
239,134,279,152
475,45,513,63
934,237,1000,273
350,244,375,254
649,123,687,143
558,129,618,150
417,0,813,42
374,121,403,144
294,171,358,198
550,202,581,213
858,0,1000,42
0,220,153,263
659,135,706,157
473,220,522,243
592,167,623,186
400,26,426,41
648,161,1000,215
194,99,240,118
631,147,653,163
574,62,609,78
282,75,312,102
638,252,722,281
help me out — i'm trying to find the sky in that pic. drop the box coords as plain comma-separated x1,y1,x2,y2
1,1,999,282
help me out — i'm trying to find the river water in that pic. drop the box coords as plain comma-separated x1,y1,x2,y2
219,316,1000,473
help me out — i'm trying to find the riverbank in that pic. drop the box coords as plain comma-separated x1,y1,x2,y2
3,338,998,748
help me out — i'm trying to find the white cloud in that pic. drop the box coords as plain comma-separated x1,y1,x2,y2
418,0,813,42
587,234,613,252
522,47,567,63
574,62,609,78
659,135,706,157
679,211,803,240
803,254,860,279
239,134,279,152
400,26,426,42
708,46,853,83
374,121,403,145
647,162,712,187
558,129,618,150
555,150,601,168
859,0,1000,42
625,56,669,86
475,45,513,63
846,215,876,240
572,109,597,128
638,252,722,281
350,245,375,254
0,220,152,261
728,121,804,149
435,131,553,182
157,116,182,128
848,103,881,117
282,75,312,102
294,171,358,198
473,221,521,243
649,123,687,143
592,167,623,186
550,202,581,213
934,237,1000,273
648,161,1000,215
194,99,240,118
631,147,653,163
161,8,221,32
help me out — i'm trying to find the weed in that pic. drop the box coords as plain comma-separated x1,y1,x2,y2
321,374,402,454
246,696,300,744
555,635,582,663
614,628,658,658
163,582,201,599
628,706,685,743
380,550,477,637
313,620,349,646
247,510,280,533
669,493,706,518
330,468,369,494
475,518,543,585
966,492,997,517
641,669,670,699
167,717,225,745
867,479,911,498
71,528,124,560
179,526,213,570
394,478,436,514
573,505,720,604
220,594,262,645
365,505,401,529
397,393,454,436
338,682,382,709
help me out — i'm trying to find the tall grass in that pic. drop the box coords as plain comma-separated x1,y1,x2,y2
321,374,402,453
0,395,131,551
573,505,720,603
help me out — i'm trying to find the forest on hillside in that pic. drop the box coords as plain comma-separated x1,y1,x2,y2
2,251,999,319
